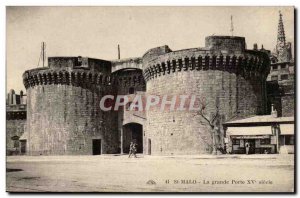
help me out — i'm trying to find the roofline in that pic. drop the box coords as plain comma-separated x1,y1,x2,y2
223,120,294,127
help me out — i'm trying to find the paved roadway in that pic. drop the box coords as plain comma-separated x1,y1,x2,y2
6,154,294,192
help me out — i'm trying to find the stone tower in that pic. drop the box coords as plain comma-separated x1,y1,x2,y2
143,36,270,155
23,57,119,155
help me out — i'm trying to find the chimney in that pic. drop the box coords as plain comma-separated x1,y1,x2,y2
271,104,278,118
253,43,258,50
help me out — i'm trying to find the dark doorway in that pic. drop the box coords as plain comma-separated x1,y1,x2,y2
245,139,255,154
92,139,101,155
20,140,26,154
123,123,143,153
148,139,151,155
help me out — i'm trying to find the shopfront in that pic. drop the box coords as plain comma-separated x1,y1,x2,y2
223,115,294,155
279,124,294,154
226,126,276,154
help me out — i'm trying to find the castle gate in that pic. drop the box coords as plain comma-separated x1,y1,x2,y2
122,123,143,153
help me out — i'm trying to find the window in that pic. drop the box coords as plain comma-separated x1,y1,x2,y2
285,135,294,145
280,74,289,80
281,64,286,69
232,139,240,145
272,65,278,70
260,138,271,145
129,87,135,94
271,75,278,81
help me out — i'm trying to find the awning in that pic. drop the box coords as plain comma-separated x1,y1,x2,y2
234,135,270,139
227,126,272,136
280,124,294,135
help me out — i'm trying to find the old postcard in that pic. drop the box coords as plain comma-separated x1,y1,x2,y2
6,6,295,193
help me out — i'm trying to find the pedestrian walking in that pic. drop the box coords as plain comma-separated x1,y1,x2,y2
128,142,134,158
132,143,137,158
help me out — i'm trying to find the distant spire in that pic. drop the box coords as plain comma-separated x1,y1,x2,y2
118,44,120,59
277,11,286,46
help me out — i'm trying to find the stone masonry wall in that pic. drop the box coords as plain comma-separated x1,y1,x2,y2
23,57,119,155
146,70,262,155
281,95,294,117
6,119,26,155
26,84,118,155
142,36,269,155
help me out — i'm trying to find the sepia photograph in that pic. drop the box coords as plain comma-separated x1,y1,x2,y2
5,6,295,193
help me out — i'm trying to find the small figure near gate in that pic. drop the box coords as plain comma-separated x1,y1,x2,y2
128,142,137,158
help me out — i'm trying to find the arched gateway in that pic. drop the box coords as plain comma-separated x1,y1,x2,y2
122,123,143,153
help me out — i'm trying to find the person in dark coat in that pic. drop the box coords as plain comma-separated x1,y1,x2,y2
245,141,250,155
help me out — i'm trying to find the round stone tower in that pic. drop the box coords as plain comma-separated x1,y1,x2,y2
23,57,118,155
142,36,270,155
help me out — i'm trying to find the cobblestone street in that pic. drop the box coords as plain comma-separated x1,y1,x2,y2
6,154,294,192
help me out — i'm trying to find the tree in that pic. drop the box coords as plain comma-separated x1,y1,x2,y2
196,97,220,155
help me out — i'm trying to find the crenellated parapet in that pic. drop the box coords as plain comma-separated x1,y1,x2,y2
143,52,270,82
111,69,146,88
142,36,270,82
23,56,114,90
23,68,111,89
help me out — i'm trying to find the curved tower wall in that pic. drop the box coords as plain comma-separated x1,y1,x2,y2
142,36,270,155
23,57,118,155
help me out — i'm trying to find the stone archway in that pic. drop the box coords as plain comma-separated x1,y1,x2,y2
122,123,143,153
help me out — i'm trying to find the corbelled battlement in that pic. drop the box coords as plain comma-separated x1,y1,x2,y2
142,36,270,82
23,68,111,89
23,67,147,90
143,52,270,81
112,69,146,88
23,57,113,89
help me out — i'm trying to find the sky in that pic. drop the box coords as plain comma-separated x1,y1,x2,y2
6,6,294,93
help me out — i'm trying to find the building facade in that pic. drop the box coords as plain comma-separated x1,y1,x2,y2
222,12,295,155
224,111,294,154
6,89,27,155
267,12,295,117
19,35,270,156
